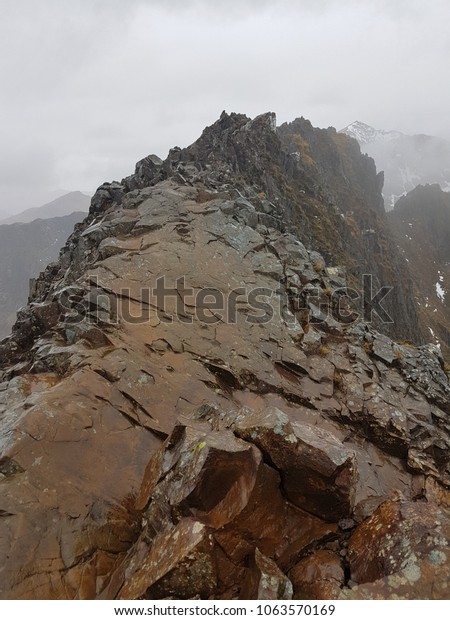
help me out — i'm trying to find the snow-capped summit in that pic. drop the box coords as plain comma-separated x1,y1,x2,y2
341,121,404,145
342,121,387,144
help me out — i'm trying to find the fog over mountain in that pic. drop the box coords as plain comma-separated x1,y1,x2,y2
0,193,89,338
0,210,85,339
1,0,450,213
341,121,450,209
0,191,90,225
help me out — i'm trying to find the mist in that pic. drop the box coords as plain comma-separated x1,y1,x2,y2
1,0,450,214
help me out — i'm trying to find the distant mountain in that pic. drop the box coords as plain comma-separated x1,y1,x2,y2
0,191,90,225
0,211,85,339
341,120,403,146
388,184,450,357
340,121,450,209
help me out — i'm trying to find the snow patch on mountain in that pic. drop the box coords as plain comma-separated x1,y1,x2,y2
436,272,446,302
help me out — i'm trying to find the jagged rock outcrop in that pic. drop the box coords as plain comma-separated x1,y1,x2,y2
0,112,449,600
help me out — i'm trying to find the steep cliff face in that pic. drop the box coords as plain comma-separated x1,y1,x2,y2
388,184,450,359
0,113,449,600
277,118,423,345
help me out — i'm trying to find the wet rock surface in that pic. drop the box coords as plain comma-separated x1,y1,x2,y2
289,550,344,599
240,549,293,600
342,500,450,599
0,112,449,599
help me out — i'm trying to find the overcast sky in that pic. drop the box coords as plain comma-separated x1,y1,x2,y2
1,0,450,214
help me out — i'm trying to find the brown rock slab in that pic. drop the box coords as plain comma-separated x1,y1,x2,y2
240,548,293,600
348,500,450,586
118,519,217,600
0,366,160,599
290,550,344,600
234,407,357,520
340,561,450,599
144,422,262,530
214,458,337,571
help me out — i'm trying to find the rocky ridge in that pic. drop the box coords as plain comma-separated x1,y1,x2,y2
0,113,449,599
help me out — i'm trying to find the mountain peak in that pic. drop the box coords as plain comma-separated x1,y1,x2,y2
0,191,90,225
340,121,382,144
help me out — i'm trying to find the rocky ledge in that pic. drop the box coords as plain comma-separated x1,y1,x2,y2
0,113,449,599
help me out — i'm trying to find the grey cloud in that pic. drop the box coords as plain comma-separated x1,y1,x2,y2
0,146,57,187
1,0,450,214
